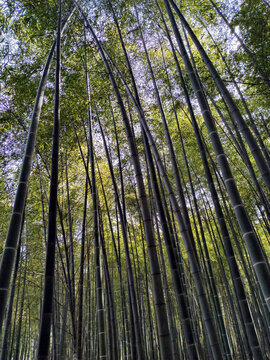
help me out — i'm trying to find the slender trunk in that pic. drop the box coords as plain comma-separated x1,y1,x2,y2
37,2,61,358
0,215,24,360
14,258,27,360
85,66,107,360
77,169,88,360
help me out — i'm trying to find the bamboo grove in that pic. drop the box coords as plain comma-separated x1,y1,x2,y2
0,0,269,359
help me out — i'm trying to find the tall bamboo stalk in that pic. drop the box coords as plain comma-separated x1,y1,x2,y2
37,2,61,358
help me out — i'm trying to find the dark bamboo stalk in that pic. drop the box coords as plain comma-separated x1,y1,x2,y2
14,256,27,360
86,76,107,360
77,168,88,360
0,214,24,360
37,2,61,358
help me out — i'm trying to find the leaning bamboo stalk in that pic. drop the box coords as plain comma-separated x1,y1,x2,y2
164,0,270,322
168,0,270,192
0,6,75,333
